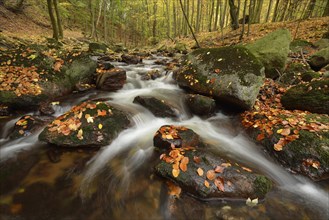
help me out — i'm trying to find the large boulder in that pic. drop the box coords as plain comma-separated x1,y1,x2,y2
133,96,178,118
96,68,126,91
0,45,97,110
308,48,329,71
281,79,329,114
153,125,272,200
174,46,265,110
242,111,329,181
88,42,107,53
245,29,291,79
39,101,130,147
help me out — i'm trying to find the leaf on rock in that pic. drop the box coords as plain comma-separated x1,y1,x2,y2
172,168,180,178
204,180,210,188
97,109,107,116
214,177,225,192
98,124,103,129
206,170,216,180
214,165,224,173
197,167,204,176
77,129,83,140
193,156,201,164
167,181,182,197
256,133,265,141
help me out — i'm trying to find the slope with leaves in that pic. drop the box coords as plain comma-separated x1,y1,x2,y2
241,78,329,181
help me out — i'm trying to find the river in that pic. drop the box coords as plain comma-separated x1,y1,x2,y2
0,56,328,220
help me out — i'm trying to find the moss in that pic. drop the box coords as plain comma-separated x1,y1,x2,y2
253,175,272,197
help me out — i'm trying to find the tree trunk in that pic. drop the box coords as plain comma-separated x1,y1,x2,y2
272,0,280,22
228,0,239,30
239,0,248,40
53,0,63,39
179,0,200,48
265,0,273,22
278,0,289,21
209,0,215,31
47,0,58,40
323,0,329,17
303,0,316,19
173,0,177,37
196,0,201,32
164,0,171,38
213,0,220,30
248,0,252,36
152,0,157,38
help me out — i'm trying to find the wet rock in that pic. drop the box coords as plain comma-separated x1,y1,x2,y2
133,96,178,118
0,104,9,116
88,42,107,53
154,125,203,150
308,48,329,71
39,102,55,115
153,125,272,200
140,69,162,80
10,115,53,140
96,68,127,92
155,59,169,65
185,94,216,116
289,39,313,53
281,78,329,114
243,112,329,181
39,101,130,147
174,46,265,110
121,54,142,64
111,43,128,53
246,29,291,79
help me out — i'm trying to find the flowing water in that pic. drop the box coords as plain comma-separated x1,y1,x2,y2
0,56,328,220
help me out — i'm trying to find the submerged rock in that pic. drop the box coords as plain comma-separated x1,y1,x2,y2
133,96,178,118
39,101,130,147
174,46,265,110
246,29,291,79
153,125,272,200
96,68,127,92
281,78,329,114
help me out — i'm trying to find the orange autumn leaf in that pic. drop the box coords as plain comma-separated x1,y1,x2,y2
206,170,216,180
214,177,225,192
166,181,182,197
193,156,201,164
97,109,107,116
179,162,187,172
214,165,225,173
256,133,265,141
204,180,210,188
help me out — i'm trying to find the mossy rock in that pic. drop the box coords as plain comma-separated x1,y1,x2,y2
88,42,107,53
0,47,97,110
308,47,329,71
185,94,216,116
39,101,131,147
174,46,265,110
313,39,329,50
281,79,329,114
245,113,329,181
280,62,318,85
246,29,291,79
153,125,272,200
290,39,314,53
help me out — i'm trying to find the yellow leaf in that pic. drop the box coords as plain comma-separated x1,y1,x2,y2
204,180,210,188
77,129,83,140
172,168,180,177
98,124,103,129
197,167,204,176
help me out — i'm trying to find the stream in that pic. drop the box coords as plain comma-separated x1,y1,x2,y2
0,56,328,220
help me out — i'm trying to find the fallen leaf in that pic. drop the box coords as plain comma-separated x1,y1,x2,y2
246,198,258,207
214,165,224,173
193,156,201,164
204,180,210,188
197,167,204,176
214,177,225,192
172,168,180,177
206,170,216,180
98,124,103,129
77,129,83,140
167,181,181,197
97,109,107,116
241,166,252,172
256,133,265,141
179,162,187,172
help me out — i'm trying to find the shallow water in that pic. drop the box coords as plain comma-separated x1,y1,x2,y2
0,56,328,220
